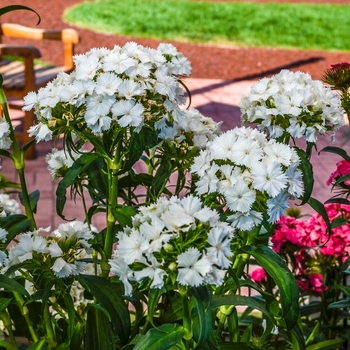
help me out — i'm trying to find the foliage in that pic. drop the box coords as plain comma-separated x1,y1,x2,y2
63,0,350,52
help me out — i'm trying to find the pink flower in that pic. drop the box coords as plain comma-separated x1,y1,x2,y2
327,160,350,186
250,268,267,283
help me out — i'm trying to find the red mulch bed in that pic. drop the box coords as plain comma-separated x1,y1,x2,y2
2,0,350,81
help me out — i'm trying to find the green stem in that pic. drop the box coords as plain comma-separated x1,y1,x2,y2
0,310,17,349
13,292,39,343
0,96,37,230
44,303,57,349
101,160,120,278
178,284,193,349
233,225,261,279
17,167,37,230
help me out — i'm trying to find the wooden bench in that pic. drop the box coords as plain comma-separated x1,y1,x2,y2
0,23,80,158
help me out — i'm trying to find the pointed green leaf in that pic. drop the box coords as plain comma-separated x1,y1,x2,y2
240,245,300,331
85,158,108,197
0,214,31,242
211,294,275,325
294,147,313,205
305,339,344,350
0,275,29,297
19,190,40,214
328,297,350,309
147,287,166,327
85,305,116,350
151,160,172,198
320,146,350,162
291,324,306,350
70,321,83,350
307,197,332,234
0,339,15,350
28,339,47,350
325,197,350,205
0,298,12,312
76,275,131,345
218,342,260,350
56,153,98,219
190,286,212,348
133,324,185,350
113,205,138,229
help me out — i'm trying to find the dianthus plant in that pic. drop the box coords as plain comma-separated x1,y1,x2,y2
239,69,344,146
21,42,224,279
191,126,304,232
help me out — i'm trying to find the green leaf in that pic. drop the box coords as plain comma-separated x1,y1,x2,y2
0,298,12,312
85,305,116,350
0,214,31,242
240,245,300,331
0,275,29,297
56,153,98,219
307,197,332,234
217,342,260,350
85,157,109,197
151,160,172,198
291,323,306,350
0,5,41,24
320,146,350,162
190,286,212,349
325,197,350,205
294,147,313,205
331,217,348,229
211,294,275,325
19,190,40,214
133,324,185,350
113,205,138,229
28,339,47,350
0,339,16,350
69,321,83,350
76,275,131,345
305,339,344,350
328,297,350,309
147,287,166,327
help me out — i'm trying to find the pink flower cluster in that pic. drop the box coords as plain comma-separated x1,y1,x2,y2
326,160,350,187
250,203,350,293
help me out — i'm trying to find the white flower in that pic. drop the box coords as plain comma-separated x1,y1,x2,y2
14,234,48,262
51,258,79,278
116,229,149,264
109,257,134,295
207,227,233,268
155,67,177,100
0,228,8,243
111,100,144,127
231,137,263,168
133,256,166,289
118,79,144,99
252,162,287,197
224,181,256,213
267,191,290,223
177,247,211,287
95,72,122,95
28,123,53,142
227,210,263,231
240,69,344,143
48,242,63,257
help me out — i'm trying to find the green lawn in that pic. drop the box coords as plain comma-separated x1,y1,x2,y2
63,0,350,51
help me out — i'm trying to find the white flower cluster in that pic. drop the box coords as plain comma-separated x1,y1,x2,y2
109,195,234,295
191,127,303,230
239,70,344,142
46,148,84,180
23,42,192,141
0,117,12,150
4,221,95,278
0,193,21,217
159,107,222,150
